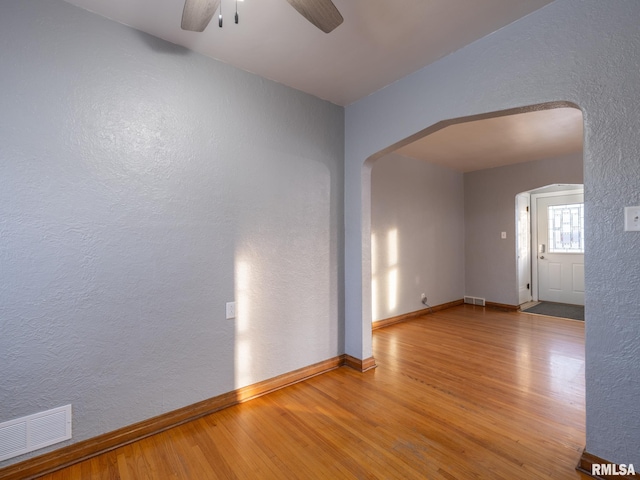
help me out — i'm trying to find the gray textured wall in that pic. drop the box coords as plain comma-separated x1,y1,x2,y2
371,154,464,321
346,0,640,464
0,0,344,465
464,153,583,305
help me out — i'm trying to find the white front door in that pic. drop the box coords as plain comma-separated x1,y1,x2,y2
516,193,532,305
536,193,585,306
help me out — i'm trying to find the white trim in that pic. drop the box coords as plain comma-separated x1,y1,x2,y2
515,192,532,305
531,195,540,301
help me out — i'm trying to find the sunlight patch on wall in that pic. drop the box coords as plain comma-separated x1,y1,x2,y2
371,278,379,322
371,234,378,320
235,259,252,388
387,229,398,266
371,228,400,320
386,229,399,313
371,233,378,275
235,261,250,334
387,268,398,311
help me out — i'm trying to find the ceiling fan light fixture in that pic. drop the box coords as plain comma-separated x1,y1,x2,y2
181,0,220,32
182,0,343,33
285,0,343,33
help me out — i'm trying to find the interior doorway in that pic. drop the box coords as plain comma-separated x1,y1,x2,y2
517,184,585,307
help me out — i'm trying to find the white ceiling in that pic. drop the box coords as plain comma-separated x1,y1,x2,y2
395,107,584,172
63,0,580,171
63,0,554,106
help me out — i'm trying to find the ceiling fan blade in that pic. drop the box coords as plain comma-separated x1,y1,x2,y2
285,0,344,33
181,0,220,32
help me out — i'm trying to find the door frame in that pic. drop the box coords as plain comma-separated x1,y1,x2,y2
516,192,532,305
530,186,584,302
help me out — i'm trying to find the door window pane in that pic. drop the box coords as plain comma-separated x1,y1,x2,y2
548,203,584,253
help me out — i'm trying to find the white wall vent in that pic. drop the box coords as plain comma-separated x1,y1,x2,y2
464,296,486,306
0,405,71,462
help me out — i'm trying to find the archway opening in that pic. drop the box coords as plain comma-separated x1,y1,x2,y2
367,102,583,327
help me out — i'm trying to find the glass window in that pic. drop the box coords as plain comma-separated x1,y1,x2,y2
548,203,584,253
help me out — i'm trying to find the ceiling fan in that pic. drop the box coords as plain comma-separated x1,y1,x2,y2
181,0,343,33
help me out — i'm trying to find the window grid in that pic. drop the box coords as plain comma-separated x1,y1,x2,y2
548,203,584,253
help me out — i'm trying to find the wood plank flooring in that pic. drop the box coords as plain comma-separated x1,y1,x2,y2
39,305,589,479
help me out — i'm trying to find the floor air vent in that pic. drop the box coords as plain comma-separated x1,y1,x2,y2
0,405,71,462
464,296,486,306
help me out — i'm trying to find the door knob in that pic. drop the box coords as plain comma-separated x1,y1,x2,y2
539,255,545,259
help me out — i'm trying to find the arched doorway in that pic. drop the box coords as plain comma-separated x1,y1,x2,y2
368,103,583,327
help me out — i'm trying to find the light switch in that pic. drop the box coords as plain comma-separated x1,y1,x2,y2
501,232,507,239
624,206,640,231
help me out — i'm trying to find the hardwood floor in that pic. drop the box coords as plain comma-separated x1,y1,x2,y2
38,305,589,479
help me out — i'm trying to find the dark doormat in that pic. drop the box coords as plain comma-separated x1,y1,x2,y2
521,301,584,321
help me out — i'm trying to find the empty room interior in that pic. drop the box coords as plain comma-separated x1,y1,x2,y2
1,1,639,478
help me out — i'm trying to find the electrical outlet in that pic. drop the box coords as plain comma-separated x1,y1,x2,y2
421,293,426,300
624,206,640,231
226,302,236,319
